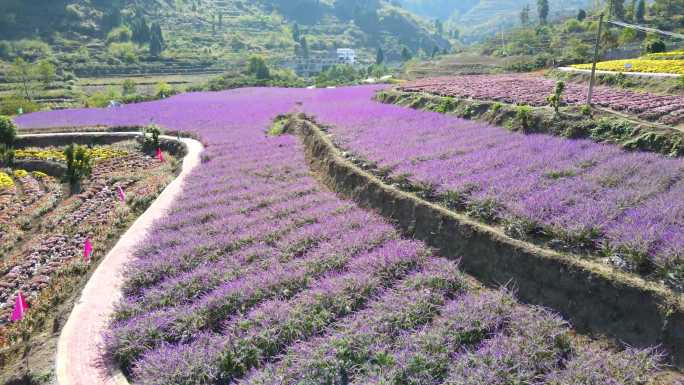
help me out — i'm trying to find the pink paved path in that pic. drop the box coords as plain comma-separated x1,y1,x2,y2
55,135,203,385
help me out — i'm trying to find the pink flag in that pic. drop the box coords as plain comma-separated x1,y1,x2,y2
84,238,93,263
11,291,28,322
156,148,164,162
117,185,126,203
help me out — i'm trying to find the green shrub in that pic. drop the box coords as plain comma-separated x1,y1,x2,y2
64,144,93,191
466,198,500,223
141,125,161,153
515,105,534,131
108,42,139,63
85,87,120,108
0,95,39,116
106,26,133,44
155,82,173,98
122,79,136,95
0,116,16,146
644,39,666,54
0,143,15,166
580,104,592,116
435,97,456,113
490,102,503,114
267,116,288,136
546,81,565,115
246,56,271,80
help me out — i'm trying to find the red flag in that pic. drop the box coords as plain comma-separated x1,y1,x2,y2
117,185,126,203
11,291,28,322
156,148,164,162
84,238,93,263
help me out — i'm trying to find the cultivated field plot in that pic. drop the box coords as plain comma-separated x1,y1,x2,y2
301,87,684,290
400,74,684,125
0,141,176,341
572,59,684,75
16,87,684,288
16,89,670,384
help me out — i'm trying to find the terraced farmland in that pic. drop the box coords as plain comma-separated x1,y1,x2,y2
399,74,684,125
17,88,675,384
0,141,178,343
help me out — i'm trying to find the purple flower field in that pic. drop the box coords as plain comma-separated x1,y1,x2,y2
400,74,684,125
15,87,669,383
16,86,684,283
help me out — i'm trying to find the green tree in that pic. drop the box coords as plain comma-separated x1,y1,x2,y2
521,5,531,25
9,58,36,100
644,39,666,53
635,0,646,22
434,19,443,35
577,9,587,21
547,81,565,115
0,116,16,146
64,144,93,192
247,56,271,80
537,0,549,24
401,47,412,61
376,46,384,65
122,79,136,95
626,0,636,21
149,23,164,57
36,59,55,87
298,36,310,58
610,0,626,20
130,12,150,44
292,23,301,42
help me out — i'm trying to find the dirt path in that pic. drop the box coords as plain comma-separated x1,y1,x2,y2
53,134,203,385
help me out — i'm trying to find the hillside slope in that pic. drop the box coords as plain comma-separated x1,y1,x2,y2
0,0,450,75
399,0,592,41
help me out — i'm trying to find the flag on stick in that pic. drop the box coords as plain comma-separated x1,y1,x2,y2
156,148,164,162
117,185,126,203
11,291,28,322
84,238,93,263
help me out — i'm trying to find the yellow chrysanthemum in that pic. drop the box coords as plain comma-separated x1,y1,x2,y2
572,59,684,75
0,172,14,190
13,169,28,178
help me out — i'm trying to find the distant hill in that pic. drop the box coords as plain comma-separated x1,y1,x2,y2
0,0,451,75
398,0,593,41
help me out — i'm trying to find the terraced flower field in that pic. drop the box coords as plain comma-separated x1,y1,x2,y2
16,90,667,385
16,86,684,288
399,74,684,125
0,141,177,339
572,59,684,75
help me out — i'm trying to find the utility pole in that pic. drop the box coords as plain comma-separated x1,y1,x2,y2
587,13,604,106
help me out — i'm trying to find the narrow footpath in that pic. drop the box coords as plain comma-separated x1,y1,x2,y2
53,134,203,385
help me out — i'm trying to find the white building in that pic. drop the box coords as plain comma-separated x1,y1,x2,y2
337,48,356,65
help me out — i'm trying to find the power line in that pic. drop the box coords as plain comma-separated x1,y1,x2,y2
607,20,684,40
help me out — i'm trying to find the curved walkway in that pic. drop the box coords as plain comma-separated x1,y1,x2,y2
52,134,203,385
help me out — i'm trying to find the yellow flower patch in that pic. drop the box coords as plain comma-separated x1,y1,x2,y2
31,171,48,179
643,50,684,60
0,172,14,191
13,169,28,178
15,147,128,162
572,59,684,75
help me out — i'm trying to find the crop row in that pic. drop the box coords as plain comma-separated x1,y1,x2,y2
399,74,684,125
13,90,666,383
301,86,684,289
